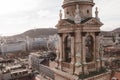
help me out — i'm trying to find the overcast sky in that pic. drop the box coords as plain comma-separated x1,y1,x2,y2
0,0,119,36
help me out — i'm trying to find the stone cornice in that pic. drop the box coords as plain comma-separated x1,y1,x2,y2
62,1,95,8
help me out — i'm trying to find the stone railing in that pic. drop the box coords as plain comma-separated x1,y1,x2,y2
62,62,70,68
62,62,71,72
87,63,95,71
39,64,55,80
83,72,111,80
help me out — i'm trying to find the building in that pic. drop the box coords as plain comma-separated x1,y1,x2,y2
0,64,34,80
0,37,48,56
29,52,55,80
32,38,47,50
29,52,49,69
0,41,27,55
47,34,59,51
112,72,120,80
51,0,111,80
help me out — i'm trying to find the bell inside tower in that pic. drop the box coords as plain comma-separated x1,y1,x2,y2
64,35,71,63
85,35,94,62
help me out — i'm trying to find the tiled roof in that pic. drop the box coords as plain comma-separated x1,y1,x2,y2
81,17,92,23
64,19,75,24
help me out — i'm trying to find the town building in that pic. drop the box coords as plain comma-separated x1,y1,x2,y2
29,51,55,80
29,52,49,69
47,34,59,51
0,37,48,56
0,64,34,80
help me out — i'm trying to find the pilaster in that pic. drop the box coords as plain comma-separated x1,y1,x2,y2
95,32,101,71
70,32,75,74
74,30,83,75
58,33,63,70
82,35,88,75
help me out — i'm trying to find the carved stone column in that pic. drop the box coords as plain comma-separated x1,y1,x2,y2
82,36,86,63
62,34,67,61
82,32,88,75
58,33,63,70
70,32,75,74
99,35,105,68
95,32,101,71
75,31,83,75
75,30,82,67
55,49,59,69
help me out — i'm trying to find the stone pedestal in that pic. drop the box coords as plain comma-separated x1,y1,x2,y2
75,66,82,75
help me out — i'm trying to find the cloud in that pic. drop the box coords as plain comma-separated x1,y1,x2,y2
0,0,119,36
94,0,120,31
0,0,62,36
0,0,40,15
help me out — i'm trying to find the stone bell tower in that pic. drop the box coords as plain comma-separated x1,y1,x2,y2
53,0,110,80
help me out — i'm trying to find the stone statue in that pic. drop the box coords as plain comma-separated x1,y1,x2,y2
59,9,62,20
74,4,81,24
95,7,100,20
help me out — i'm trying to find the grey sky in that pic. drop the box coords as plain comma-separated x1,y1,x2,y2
0,0,119,36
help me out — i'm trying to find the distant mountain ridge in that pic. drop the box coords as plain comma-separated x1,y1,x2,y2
7,27,120,39
9,28,58,38
101,27,120,37
22,28,58,38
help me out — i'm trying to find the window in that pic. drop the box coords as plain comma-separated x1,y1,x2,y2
67,11,69,14
87,10,89,14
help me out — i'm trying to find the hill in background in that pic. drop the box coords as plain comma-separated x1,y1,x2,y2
6,27,120,39
9,28,58,39
101,27,120,37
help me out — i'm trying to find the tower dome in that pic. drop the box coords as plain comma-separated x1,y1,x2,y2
62,0,95,21
63,0,93,5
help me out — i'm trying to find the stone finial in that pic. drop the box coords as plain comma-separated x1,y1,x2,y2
95,7,98,17
95,7,100,20
59,9,62,20
74,4,81,24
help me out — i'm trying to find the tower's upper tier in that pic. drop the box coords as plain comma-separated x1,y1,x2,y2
62,0,95,21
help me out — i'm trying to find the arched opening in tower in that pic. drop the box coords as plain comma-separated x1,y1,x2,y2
64,35,71,63
85,35,94,62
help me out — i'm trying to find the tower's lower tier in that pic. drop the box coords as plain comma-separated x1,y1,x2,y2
52,68,111,80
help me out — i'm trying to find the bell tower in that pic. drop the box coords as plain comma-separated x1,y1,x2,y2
53,0,109,80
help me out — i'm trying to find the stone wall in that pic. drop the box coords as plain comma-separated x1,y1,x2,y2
83,72,111,80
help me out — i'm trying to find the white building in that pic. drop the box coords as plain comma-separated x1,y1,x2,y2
0,37,48,55
0,41,26,54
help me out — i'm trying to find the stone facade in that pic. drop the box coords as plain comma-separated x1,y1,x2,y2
52,0,111,80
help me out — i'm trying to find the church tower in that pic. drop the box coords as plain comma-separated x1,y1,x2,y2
53,0,111,80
